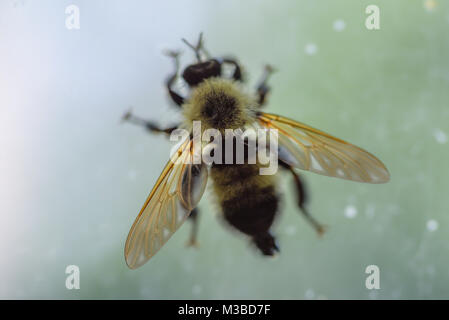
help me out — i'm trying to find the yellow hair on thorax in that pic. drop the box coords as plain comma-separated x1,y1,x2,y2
182,78,257,132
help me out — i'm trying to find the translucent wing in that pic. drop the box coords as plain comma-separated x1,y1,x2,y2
256,112,390,183
124,137,208,269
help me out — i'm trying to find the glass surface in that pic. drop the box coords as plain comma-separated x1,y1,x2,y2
1,0,448,299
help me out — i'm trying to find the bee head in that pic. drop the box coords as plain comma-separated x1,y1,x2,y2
182,59,222,87
183,78,255,131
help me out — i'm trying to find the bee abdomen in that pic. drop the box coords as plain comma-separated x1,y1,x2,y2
221,182,280,256
211,164,280,255
221,184,278,236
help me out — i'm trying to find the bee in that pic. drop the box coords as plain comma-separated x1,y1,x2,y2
122,34,390,269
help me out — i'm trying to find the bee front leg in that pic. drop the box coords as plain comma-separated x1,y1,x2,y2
279,160,327,236
256,65,275,106
186,208,200,247
164,50,185,107
222,58,243,82
121,109,179,136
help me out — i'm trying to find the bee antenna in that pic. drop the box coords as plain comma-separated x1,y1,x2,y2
181,32,206,62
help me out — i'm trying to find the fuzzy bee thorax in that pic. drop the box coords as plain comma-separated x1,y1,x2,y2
182,78,257,132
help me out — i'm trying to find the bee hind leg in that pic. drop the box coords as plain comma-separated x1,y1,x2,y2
186,208,200,248
279,160,327,236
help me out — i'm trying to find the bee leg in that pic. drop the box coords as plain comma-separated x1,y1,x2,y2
256,65,275,106
163,50,185,107
279,160,327,236
121,109,179,136
186,208,200,247
222,58,243,82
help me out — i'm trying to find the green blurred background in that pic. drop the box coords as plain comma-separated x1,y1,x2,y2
1,0,448,299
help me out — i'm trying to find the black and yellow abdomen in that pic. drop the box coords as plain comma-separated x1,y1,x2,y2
210,163,280,255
